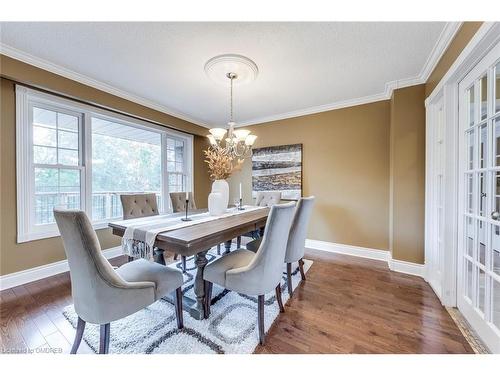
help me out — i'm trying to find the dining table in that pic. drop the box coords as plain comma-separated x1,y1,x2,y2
108,207,270,320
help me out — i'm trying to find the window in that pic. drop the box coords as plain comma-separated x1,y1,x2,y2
32,105,83,225
166,137,187,193
91,117,162,221
16,86,193,242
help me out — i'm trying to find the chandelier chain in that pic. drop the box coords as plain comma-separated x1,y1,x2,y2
207,66,256,160
230,74,234,123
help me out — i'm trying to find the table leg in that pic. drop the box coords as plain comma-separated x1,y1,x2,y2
191,249,209,320
224,240,232,254
154,249,166,265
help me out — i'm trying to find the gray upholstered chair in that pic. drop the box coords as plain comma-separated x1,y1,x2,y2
203,202,295,345
236,191,282,248
246,196,315,297
255,191,282,207
169,192,196,213
120,193,159,220
54,209,184,354
120,193,187,271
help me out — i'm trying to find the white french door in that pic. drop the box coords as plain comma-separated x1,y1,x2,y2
458,41,500,352
426,96,446,299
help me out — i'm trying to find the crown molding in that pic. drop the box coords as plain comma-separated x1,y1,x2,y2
236,75,425,127
1,22,462,129
425,22,498,106
236,22,462,127
419,22,463,82
235,92,390,127
0,43,210,128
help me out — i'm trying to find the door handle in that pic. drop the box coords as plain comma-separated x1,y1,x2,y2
492,211,500,220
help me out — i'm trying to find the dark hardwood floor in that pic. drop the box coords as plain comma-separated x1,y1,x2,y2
0,249,473,354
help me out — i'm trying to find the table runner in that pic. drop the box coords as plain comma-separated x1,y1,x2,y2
113,206,265,260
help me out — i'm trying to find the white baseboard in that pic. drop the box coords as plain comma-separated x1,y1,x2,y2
1,240,427,290
306,239,425,278
305,239,390,262
388,258,426,278
0,246,123,291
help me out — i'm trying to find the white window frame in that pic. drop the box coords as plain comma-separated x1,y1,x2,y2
16,85,193,243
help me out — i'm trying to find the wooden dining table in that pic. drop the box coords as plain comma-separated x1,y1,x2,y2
108,207,270,320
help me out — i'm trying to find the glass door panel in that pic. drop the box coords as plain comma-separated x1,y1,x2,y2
478,268,486,314
493,278,500,330
478,220,486,265
495,117,500,166
495,62,500,114
479,173,487,216
480,75,488,121
468,85,476,127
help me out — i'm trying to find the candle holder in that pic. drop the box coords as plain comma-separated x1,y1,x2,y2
181,199,192,221
238,198,245,211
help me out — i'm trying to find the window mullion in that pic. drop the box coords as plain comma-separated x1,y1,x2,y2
83,112,92,218
161,133,170,213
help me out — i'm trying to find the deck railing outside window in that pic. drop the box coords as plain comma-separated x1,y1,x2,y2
34,191,162,224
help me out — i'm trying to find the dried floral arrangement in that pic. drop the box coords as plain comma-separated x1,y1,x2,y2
204,148,244,181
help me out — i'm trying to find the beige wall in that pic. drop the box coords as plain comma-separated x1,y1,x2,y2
0,56,211,276
227,101,391,251
426,22,483,97
389,85,426,264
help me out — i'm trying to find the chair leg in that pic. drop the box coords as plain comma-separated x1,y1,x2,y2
217,244,221,255
275,284,285,313
298,258,306,281
173,253,179,260
99,323,110,354
204,281,213,318
181,256,187,272
70,317,86,354
224,240,232,254
286,263,293,297
257,295,265,345
237,236,242,248
174,287,184,329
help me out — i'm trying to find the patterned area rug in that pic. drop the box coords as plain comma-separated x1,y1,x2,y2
63,247,312,354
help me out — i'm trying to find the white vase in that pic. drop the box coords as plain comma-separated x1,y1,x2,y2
208,192,225,216
211,179,229,210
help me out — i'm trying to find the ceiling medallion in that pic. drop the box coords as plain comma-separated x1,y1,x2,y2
204,54,259,86
205,54,258,159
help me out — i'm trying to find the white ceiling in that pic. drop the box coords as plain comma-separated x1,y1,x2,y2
0,22,451,128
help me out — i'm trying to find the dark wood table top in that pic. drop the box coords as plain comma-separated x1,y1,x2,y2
109,207,270,256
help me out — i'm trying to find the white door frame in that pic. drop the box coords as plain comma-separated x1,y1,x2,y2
425,22,500,352
425,94,445,300
426,22,500,307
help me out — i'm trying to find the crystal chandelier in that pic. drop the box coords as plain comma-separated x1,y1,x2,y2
206,72,257,159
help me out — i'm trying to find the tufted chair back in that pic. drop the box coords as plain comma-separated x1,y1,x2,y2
255,191,282,207
285,196,315,263
169,192,196,213
120,193,159,220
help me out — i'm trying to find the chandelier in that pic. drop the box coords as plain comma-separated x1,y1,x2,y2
205,55,258,159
